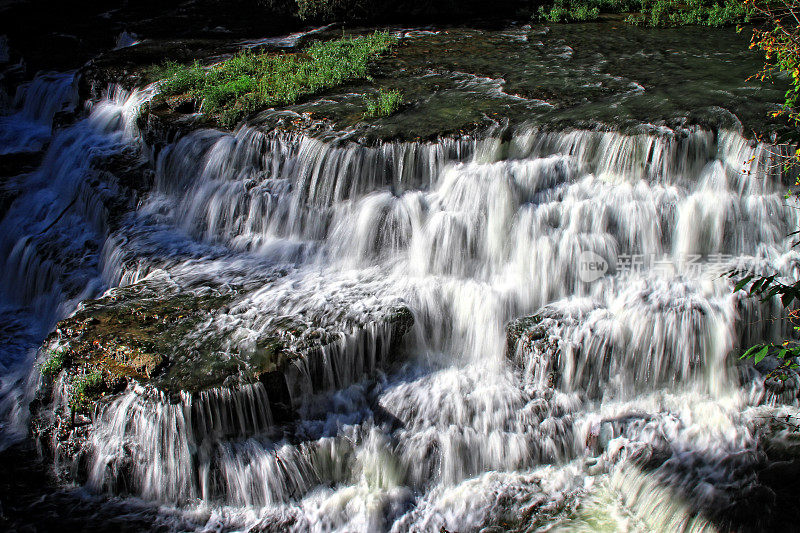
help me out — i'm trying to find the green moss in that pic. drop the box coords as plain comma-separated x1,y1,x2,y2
152,32,398,127
364,88,403,118
50,280,288,395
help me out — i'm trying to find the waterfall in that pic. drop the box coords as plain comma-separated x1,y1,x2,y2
3,69,800,531
0,71,77,155
0,79,152,450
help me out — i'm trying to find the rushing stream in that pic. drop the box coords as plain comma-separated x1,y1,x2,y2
1,24,800,532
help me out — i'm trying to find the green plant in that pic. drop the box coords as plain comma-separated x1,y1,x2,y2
732,0,800,383
364,88,402,118
539,0,597,22
748,0,800,129
148,60,206,93
152,32,397,127
296,0,371,21
40,350,64,377
732,267,800,379
628,0,750,26
537,0,640,22
70,370,105,412
533,0,751,25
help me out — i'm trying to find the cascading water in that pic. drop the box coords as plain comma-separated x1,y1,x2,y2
2,36,800,533
0,71,77,155
0,77,152,450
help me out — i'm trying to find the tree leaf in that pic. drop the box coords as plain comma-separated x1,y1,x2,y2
740,344,762,359
782,291,795,307
734,275,754,292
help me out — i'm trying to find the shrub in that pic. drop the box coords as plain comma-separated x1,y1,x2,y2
70,370,105,412
534,0,749,25
749,0,800,127
629,0,750,27
537,0,640,22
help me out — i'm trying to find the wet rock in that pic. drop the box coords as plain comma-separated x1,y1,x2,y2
505,310,564,389
31,274,414,457
137,103,207,152
89,149,154,203
757,458,800,489
0,152,45,217
505,313,554,360
506,284,727,398
51,109,81,131
758,360,800,404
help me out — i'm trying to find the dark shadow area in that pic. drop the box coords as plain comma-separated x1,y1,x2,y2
631,430,800,532
0,443,174,532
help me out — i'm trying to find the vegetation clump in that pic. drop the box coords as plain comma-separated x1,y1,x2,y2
732,0,800,384
364,88,402,118
296,0,368,20
69,370,106,412
151,32,397,127
536,0,750,25
629,0,750,26
538,0,639,22
748,0,800,128
39,350,64,376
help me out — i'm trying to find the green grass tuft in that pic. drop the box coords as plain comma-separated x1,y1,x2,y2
364,88,402,118
70,370,105,412
153,32,397,127
40,351,64,377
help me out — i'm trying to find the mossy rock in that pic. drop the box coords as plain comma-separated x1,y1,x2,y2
38,274,414,411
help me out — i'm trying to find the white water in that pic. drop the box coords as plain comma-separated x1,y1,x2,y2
0,79,151,449
1,71,799,532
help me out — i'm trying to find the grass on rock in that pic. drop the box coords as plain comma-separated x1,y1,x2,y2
39,350,64,377
69,370,105,412
364,88,402,118
150,32,397,127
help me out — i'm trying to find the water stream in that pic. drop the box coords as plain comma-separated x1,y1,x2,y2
1,25,799,532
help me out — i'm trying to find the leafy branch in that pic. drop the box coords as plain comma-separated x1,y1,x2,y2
732,270,800,378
